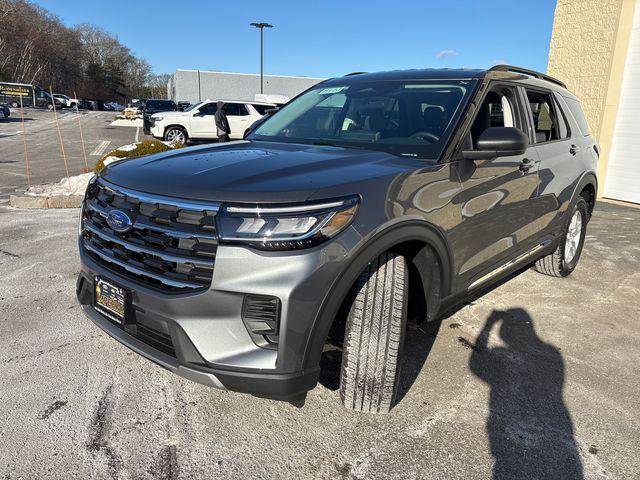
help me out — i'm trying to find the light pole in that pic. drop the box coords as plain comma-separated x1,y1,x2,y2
250,22,273,94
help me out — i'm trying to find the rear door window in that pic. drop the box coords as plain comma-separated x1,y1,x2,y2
525,90,567,143
225,103,250,116
552,95,570,139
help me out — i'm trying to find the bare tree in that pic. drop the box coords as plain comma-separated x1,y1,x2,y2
0,0,158,102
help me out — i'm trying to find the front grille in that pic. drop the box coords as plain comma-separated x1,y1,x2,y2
82,178,219,293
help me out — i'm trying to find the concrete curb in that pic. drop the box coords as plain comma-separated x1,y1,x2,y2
9,194,83,209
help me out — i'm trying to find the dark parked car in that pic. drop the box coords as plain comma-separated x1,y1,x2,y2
77,66,598,413
0,103,9,119
142,99,177,135
177,100,191,111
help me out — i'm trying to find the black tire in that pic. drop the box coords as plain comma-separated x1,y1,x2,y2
534,197,588,277
10,101,19,109
164,126,188,144
340,251,408,413
45,102,53,110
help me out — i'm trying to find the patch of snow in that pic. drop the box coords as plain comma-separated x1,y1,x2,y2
116,143,137,152
110,118,143,127
102,155,121,167
26,173,94,197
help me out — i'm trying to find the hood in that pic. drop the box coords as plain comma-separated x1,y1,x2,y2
151,110,185,118
100,141,427,203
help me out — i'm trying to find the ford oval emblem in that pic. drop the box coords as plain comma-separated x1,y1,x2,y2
106,209,132,233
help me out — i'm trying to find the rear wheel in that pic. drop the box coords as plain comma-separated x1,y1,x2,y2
10,101,19,109
164,126,187,143
534,198,588,277
340,251,408,413
45,102,54,111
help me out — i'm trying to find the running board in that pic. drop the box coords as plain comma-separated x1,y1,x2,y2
468,240,552,291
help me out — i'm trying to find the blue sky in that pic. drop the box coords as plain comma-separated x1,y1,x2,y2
35,0,557,78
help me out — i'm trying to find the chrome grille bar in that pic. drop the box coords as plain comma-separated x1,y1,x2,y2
83,241,203,289
84,222,214,267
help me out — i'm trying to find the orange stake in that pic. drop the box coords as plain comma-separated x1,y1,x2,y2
19,95,31,188
49,86,71,190
74,91,89,173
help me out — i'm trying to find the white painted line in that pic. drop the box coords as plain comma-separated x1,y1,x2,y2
90,140,111,156
135,126,140,142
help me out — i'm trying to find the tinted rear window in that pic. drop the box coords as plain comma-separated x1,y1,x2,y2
145,100,176,111
563,97,590,136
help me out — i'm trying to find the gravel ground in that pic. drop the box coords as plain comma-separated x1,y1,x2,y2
0,202,638,480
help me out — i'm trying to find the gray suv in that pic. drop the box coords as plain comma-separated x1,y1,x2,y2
76,66,598,413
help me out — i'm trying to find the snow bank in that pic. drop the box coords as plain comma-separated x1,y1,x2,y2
110,118,143,127
26,173,94,197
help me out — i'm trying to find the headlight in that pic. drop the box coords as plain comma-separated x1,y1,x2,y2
152,116,163,122
217,196,359,250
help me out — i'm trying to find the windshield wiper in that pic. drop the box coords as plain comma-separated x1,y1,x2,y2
311,140,366,150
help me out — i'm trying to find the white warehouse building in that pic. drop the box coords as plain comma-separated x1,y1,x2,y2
167,69,325,104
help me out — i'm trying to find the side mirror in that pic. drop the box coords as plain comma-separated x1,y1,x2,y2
462,127,528,160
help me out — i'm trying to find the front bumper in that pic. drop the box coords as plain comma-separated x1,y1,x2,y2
76,227,360,400
149,123,163,138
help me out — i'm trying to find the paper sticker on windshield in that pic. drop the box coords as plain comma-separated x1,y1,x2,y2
318,87,346,95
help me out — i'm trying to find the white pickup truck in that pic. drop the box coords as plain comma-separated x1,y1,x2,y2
148,100,275,143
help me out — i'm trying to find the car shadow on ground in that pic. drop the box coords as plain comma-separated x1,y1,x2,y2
1,116,35,123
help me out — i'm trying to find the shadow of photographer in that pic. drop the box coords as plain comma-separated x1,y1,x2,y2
469,308,584,479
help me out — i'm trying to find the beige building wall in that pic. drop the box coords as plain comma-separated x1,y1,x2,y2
547,0,636,197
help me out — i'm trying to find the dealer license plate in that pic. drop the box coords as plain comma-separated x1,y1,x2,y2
94,277,127,324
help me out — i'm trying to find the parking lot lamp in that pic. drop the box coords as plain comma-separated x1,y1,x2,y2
250,22,274,94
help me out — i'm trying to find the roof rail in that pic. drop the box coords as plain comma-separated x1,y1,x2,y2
488,65,566,89
344,71,367,76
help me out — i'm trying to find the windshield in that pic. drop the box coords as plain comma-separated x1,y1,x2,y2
249,79,475,158
184,102,202,112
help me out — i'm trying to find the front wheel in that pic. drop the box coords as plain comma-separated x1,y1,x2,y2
164,126,187,144
534,198,588,277
46,102,54,111
340,252,408,413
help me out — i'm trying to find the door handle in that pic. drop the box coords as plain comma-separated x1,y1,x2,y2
519,158,534,172
569,144,580,155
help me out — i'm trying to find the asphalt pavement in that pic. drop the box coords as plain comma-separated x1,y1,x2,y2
0,201,638,479
0,108,138,200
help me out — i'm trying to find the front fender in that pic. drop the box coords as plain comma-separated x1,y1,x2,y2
302,219,454,369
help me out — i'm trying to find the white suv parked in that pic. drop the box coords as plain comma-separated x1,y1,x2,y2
149,100,274,143
53,94,76,108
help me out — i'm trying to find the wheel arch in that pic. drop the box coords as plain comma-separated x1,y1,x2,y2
573,171,597,219
302,220,454,369
163,124,189,140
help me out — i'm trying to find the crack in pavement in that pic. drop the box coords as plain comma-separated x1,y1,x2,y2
86,385,122,480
